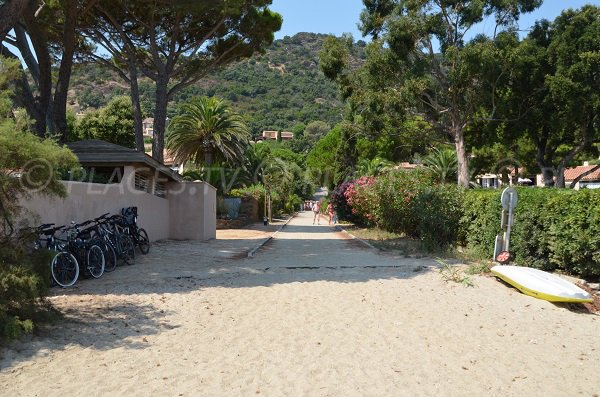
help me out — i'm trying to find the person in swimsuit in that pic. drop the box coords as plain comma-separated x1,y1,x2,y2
312,200,321,225
327,202,335,225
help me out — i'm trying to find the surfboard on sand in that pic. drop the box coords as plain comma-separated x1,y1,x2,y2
491,265,593,303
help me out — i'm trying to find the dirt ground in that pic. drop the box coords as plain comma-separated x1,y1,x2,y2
1,212,599,396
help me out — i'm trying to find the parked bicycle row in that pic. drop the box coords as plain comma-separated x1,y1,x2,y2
31,207,150,288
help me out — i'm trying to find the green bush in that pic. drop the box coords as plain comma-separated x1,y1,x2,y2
460,188,600,278
0,123,78,343
372,169,436,235
342,169,464,250
285,194,302,213
413,184,465,250
546,190,600,277
0,244,53,343
458,190,503,259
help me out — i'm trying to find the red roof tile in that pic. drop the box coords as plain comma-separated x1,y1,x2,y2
564,165,600,182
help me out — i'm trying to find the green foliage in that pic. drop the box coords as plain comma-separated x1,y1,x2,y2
481,6,600,186
371,169,436,236
355,156,394,177
285,194,303,213
423,147,458,183
182,166,247,195
0,122,77,342
70,33,351,136
167,96,250,167
437,259,474,287
413,184,465,250
331,0,543,187
0,57,22,118
306,125,341,187
546,190,600,276
458,190,502,259
460,188,600,277
0,248,53,343
0,123,79,234
75,96,135,148
342,169,465,250
303,120,330,143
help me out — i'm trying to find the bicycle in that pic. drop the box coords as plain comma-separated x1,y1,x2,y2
65,220,105,279
121,207,150,255
34,223,80,288
86,213,118,272
103,214,136,265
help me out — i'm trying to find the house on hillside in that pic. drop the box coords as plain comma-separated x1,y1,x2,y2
261,130,278,140
142,118,154,139
394,162,420,171
280,131,294,140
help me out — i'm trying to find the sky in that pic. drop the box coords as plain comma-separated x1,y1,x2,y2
270,0,600,41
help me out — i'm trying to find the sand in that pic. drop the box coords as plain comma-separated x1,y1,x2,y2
1,212,599,396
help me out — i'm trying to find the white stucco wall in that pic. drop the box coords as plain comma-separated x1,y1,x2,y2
20,166,216,241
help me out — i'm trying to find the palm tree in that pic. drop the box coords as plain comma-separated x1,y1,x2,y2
423,147,458,183
166,97,250,167
355,156,394,177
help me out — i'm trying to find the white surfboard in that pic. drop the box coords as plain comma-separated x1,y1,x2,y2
491,265,593,303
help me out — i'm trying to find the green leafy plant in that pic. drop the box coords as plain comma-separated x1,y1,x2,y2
166,96,250,167
437,259,474,287
0,123,78,343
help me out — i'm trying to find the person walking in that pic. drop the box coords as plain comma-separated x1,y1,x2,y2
312,200,321,225
327,202,335,225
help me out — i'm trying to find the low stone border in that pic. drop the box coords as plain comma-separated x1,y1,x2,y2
334,224,378,250
247,214,296,257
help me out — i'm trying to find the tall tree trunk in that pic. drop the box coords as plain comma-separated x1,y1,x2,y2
453,126,469,187
0,0,34,40
51,0,77,143
128,56,144,152
534,126,555,187
152,75,168,163
555,119,594,188
0,43,46,136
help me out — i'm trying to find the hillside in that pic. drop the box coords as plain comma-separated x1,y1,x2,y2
69,33,366,136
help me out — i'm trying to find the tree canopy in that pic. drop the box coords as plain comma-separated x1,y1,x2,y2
166,96,250,167
84,0,282,162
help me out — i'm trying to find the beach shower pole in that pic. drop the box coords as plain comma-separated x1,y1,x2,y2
494,187,518,263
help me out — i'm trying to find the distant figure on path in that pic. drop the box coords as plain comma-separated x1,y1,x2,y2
312,200,321,225
327,202,335,225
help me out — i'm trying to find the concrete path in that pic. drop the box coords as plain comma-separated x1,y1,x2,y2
244,211,433,272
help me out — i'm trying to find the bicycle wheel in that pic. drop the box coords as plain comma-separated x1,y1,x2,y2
86,244,105,278
137,228,150,254
99,239,118,272
51,251,80,288
118,235,136,265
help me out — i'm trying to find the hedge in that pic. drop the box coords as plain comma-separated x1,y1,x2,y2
337,171,600,278
460,188,600,278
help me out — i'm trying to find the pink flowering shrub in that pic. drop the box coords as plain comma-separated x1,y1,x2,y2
344,176,378,225
337,168,466,250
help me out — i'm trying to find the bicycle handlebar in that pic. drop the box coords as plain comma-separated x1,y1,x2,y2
94,213,110,221
39,225,66,236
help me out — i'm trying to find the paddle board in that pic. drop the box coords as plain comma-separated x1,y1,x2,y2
491,265,593,303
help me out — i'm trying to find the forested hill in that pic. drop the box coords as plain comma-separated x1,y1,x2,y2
69,32,366,136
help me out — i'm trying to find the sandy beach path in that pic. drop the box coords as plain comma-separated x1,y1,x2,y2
1,212,599,396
